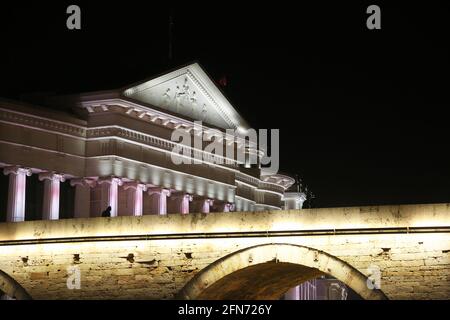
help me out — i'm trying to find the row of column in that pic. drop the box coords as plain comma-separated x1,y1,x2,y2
82,177,228,217
3,166,234,222
4,166,65,222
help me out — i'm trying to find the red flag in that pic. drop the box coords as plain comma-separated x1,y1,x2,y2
218,76,227,87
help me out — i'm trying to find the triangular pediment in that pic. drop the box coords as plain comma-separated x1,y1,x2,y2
122,63,249,130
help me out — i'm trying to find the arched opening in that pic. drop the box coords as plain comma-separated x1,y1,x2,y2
0,270,32,300
178,244,387,300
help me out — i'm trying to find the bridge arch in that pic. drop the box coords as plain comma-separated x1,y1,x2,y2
178,243,387,300
0,270,32,300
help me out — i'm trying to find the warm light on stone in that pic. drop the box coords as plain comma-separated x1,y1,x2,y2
0,204,449,300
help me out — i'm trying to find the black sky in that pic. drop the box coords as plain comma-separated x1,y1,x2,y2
1,2,449,208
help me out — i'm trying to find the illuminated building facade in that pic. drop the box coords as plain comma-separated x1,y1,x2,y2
0,63,305,222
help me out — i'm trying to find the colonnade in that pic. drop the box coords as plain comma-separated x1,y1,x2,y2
2,166,235,222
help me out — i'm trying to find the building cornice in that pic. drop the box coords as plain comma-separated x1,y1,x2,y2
78,97,252,149
0,111,241,171
0,108,86,137
0,98,86,126
0,145,238,193
86,125,239,168
260,172,296,190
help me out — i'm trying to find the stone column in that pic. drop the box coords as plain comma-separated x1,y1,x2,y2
97,176,123,217
171,192,193,214
216,202,235,212
148,187,171,215
123,182,147,216
3,166,32,222
283,192,307,210
192,197,214,213
70,178,96,218
39,172,65,220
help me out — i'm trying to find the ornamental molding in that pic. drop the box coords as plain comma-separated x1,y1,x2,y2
0,108,86,137
97,176,123,186
185,69,235,129
123,67,235,127
147,187,171,197
79,98,248,148
86,125,239,168
121,63,249,131
123,181,147,191
3,166,32,176
70,178,96,188
170,192,193,201
38,172,65,182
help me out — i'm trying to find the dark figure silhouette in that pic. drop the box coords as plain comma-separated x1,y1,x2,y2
101,206,112,217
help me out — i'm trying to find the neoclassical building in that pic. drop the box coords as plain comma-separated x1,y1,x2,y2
0,63,306,223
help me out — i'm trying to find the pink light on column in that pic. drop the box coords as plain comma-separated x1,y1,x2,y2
148,188,171,215
109,179,118,216
162,191,192,215
217,202,235,213
3,166,32,222
174,193,193,215
124,182,147,216
98,177,123,217
134,185,144,216
70,178,96,218
39,172,65,220
201,199,214,213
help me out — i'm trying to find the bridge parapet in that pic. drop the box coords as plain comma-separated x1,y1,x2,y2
0,203,449,242
0,203,449,300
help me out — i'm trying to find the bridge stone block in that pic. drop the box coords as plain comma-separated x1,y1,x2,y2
0,203,449,299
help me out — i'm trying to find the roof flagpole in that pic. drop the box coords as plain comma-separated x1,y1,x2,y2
168,15,174,62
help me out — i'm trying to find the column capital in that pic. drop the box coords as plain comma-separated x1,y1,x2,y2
283,192,307,209
70,178,96,188
123,181,147,191
171,192,193,201
97,176,123,186
38,172,65,182
284,192,307,202
148,187,171,197
3,166,32,177
193,196,214,205
226,203,235,211
216,201,235,212
192,196,214,214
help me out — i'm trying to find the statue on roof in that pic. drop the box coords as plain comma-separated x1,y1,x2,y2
162,88,171,107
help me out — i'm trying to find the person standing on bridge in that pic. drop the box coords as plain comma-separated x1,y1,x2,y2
101,206,112,217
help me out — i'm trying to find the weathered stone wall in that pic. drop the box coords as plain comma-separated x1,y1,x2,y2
0,204,449,299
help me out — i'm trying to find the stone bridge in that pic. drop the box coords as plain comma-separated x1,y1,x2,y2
0,204,449,300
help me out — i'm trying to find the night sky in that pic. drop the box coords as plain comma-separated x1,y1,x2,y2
1,2,449,208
